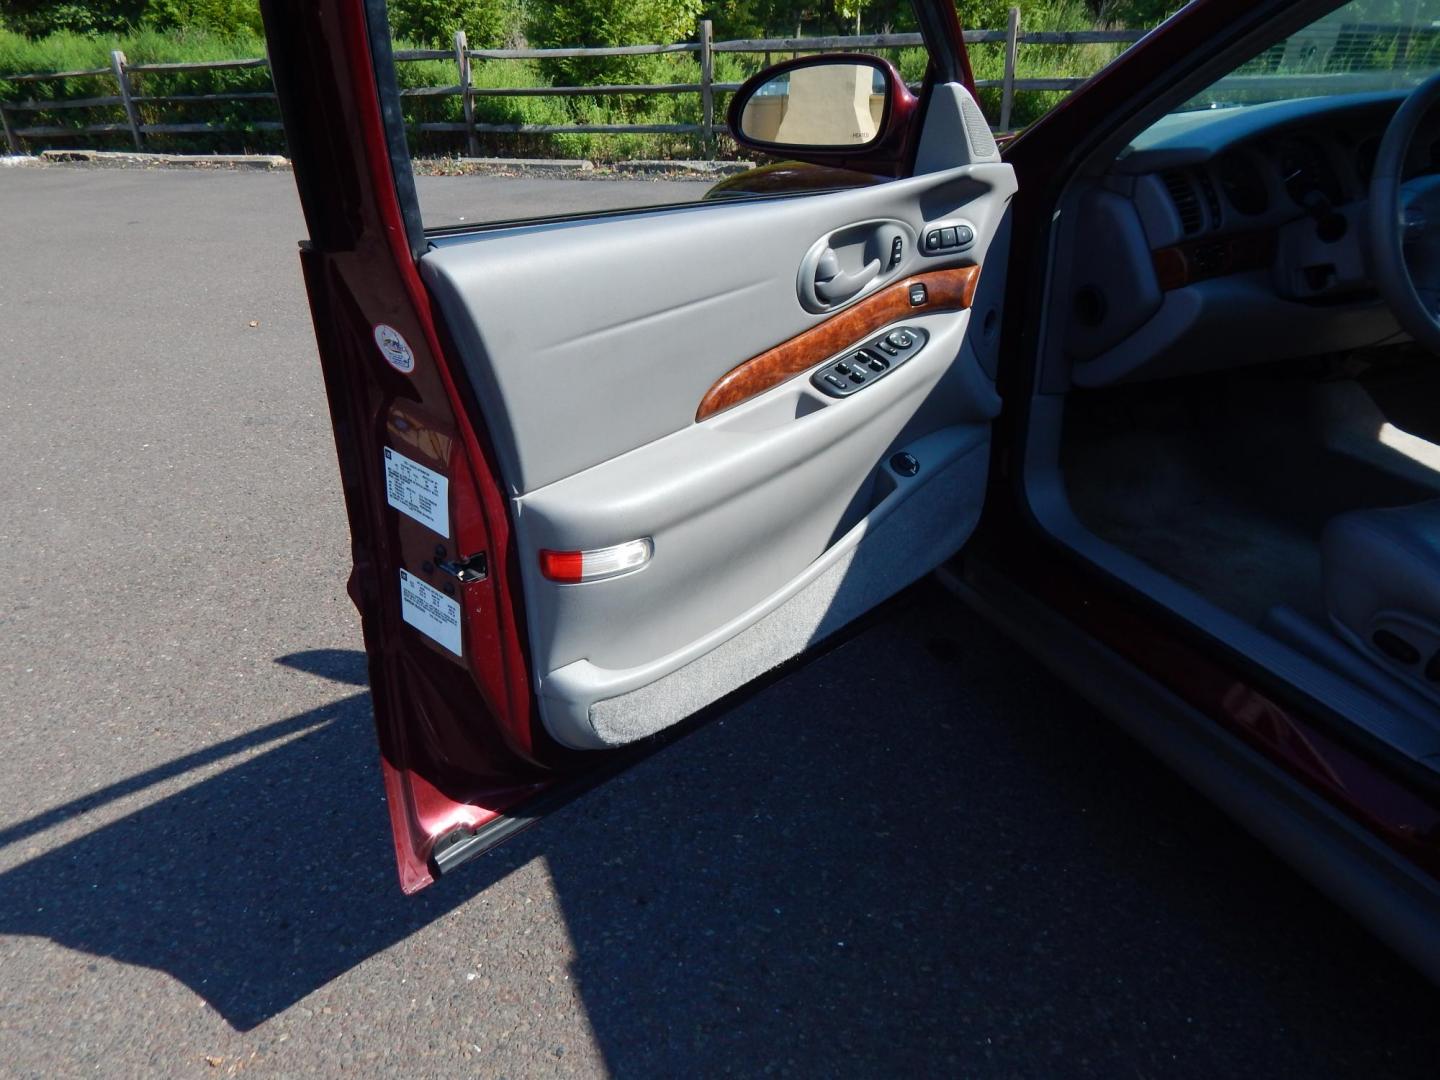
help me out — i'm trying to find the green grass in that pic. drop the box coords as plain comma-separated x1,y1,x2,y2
0,27,280,153
0,5,1142,159
968,0,1129,129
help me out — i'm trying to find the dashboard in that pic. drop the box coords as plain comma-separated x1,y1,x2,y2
1063,90,1431,386
1120,91,1440,245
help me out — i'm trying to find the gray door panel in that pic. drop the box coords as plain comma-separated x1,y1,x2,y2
419,85,1015,749
422,161,1015,493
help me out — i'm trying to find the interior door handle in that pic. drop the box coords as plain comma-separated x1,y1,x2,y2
813,248,882,306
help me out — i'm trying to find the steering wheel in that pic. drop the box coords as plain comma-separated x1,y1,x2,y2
1368,69,1440,353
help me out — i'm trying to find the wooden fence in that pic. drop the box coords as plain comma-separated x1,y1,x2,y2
0,12,1146,156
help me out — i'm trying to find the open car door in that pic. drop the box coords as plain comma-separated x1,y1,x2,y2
261,0,1015,891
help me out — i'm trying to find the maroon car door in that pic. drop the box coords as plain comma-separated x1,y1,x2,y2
260,0,1012,891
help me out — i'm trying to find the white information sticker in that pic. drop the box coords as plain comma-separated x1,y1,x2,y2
399,569,462,655
384,447,450,536
373,324,416,374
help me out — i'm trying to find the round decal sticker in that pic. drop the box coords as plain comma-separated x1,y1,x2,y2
373,323,416,374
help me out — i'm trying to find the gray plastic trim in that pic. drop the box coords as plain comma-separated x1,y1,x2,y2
545,424,989,748
422,161,1015,495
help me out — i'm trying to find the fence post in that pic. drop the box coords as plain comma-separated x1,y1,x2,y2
110,49,144,150
454,29,478,158
699,18,715,158
0,104,21,155
999,8,1020,132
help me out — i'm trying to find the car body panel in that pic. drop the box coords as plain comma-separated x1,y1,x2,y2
261,0,1011,889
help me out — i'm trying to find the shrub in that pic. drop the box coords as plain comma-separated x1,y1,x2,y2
525,0,703,85
388,0,512,48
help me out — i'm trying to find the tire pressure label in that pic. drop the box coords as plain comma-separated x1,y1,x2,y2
400,569,462,656
384,447,449,537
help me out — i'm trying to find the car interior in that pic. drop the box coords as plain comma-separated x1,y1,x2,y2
1026,9,1440,770
420,76,1015,750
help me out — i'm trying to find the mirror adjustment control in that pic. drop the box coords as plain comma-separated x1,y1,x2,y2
811,326,928,399
923,221,975,255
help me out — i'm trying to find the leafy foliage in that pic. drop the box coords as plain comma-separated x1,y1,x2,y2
387,0,513,48
0,0,1180,158
525,0,704,84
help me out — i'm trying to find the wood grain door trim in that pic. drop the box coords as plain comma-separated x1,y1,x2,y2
695,265,980,422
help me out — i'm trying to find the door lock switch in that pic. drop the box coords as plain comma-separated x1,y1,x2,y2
889,236,904,268
810,326,928,399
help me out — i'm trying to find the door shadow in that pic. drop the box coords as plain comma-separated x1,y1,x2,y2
0,673,505,1030
4,611,1440,1075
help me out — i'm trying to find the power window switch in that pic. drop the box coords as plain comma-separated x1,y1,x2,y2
823,373,847,391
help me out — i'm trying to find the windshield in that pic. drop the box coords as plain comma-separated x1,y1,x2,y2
1182,0,1440,111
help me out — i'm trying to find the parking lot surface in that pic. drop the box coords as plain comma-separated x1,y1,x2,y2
3,166,1440,1076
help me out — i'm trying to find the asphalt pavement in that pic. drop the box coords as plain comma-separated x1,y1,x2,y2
3,165,1440,1077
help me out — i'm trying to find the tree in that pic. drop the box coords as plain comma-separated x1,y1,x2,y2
387,0,512,48
526,0,703,84
141,0,264,37
3,0,150,36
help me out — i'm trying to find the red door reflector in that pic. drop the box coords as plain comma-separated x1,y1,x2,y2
539,538,653,583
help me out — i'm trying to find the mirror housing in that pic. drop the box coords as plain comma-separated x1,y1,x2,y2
727,54,920,177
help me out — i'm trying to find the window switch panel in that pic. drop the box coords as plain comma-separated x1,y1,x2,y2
810,326,928,399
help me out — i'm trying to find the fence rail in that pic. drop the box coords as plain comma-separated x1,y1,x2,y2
0,13,1147,156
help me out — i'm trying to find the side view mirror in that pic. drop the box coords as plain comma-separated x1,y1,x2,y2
727,55,919,175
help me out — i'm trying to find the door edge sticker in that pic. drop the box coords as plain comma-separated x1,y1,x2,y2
384,446,450,537
399,569,463,656
373,323,416,374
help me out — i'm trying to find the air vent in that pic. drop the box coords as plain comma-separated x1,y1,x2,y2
1196,171,1222,227
1161,170,1203,235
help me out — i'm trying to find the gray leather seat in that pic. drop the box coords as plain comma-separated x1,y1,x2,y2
1322,500,1440,689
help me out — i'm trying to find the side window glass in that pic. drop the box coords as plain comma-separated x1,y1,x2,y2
382,2,929,230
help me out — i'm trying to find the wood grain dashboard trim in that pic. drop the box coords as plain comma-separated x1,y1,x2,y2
1151,230,1276,291
695,265,981,422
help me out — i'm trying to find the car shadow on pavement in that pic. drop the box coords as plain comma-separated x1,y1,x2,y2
3,608,1440,1075
0,656,493,1031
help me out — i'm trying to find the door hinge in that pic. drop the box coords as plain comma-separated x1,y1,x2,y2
436,551,488,583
